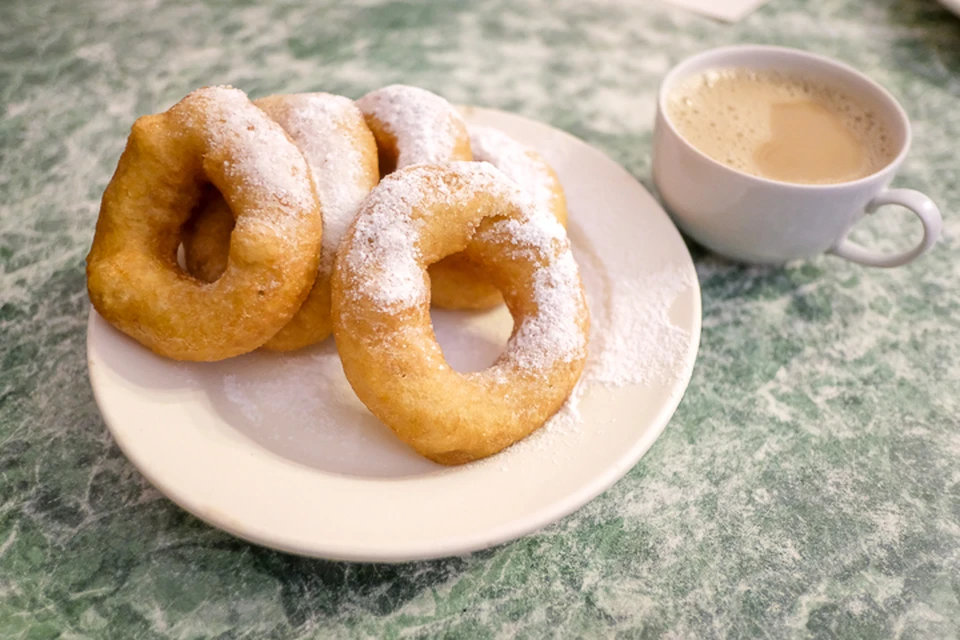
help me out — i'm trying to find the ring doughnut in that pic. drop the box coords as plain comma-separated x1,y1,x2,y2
358,85,515,312
429,124,571,310
469,124,568,227
355,84,472,174
182,93,379,350
331,163,589,465
86,86,323,361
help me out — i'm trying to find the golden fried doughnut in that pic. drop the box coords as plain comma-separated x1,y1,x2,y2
182,93,379,351
357,84,519,312
469,125,568,227
332,163,589,465
355,84,472,175
429,124,571,310
86,86,323,361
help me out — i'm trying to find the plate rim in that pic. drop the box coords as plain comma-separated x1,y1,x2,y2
87,106,702,562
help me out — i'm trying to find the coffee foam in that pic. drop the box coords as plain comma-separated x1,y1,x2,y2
667,68,897,184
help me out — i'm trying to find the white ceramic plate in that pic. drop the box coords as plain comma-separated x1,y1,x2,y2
87,108,701,563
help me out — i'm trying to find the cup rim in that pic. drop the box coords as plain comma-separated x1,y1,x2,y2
657,44,912,191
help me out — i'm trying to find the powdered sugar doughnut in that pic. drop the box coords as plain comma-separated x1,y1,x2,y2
332,163,589,465
182,93,379,351
469,124,567,226
359,84,510,312
86,86,322,361
356,84,472,174
430,124,571,309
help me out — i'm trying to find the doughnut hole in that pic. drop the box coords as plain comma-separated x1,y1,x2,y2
430,300,513,373
180,187,236,282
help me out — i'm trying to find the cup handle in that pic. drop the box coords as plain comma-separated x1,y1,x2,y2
828,189,942,268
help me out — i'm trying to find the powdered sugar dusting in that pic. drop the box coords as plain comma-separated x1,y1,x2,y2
476,213,568,263
491,250,696,464
476,211,587,373
589,267,695,386
344,159,588,378
258,93,373,272
356,84,465,168
511,249,586,370
343,162,519,312
469,125,557,216
343,169,430,310
180,86,315,238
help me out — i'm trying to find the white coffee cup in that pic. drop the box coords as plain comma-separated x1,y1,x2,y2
652,45,942,267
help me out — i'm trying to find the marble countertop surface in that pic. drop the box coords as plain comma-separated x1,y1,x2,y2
1,0,958,637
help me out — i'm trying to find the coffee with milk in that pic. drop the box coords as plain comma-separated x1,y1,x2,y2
667,69,896,185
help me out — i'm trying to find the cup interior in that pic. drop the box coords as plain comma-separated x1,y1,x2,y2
658,45,910,186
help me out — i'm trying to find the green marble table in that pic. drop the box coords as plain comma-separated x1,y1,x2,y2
2,0,958,637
